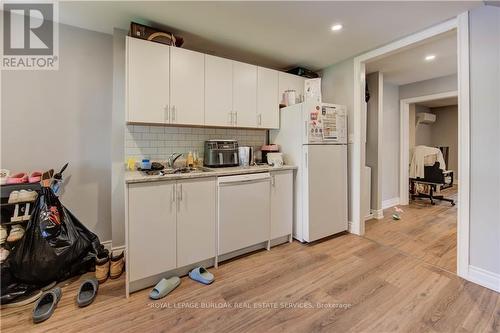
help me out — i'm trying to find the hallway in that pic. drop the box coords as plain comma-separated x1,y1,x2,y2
365,187,458,273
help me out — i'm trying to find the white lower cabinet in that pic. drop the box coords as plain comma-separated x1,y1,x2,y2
127,171,293,292
270,170,293,239
128,181,177,282
128,178,216,283
176,178,216,267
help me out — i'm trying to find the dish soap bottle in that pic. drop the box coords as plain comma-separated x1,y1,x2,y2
186,151,194,168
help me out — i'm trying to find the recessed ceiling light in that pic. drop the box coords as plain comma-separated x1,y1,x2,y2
425,54,436,61
331,24,343,31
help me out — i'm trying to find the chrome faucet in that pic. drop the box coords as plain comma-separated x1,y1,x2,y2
167,153,183,169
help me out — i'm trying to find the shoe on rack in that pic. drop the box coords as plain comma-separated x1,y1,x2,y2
18,190,38,202
7,225,25,243
28,171,42,184
0,225,7,245
7,191,20,204
0,169,10,185
6,173,28,185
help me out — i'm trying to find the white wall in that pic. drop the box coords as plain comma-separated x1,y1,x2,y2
111,28,127,248
399,74,457,100
468,5,500,276
1,23,113,242
381,82,400,202
321,58,355,222
414,105,434,146
366,72,382,210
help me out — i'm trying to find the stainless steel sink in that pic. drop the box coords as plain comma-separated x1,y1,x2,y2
141,167,212,176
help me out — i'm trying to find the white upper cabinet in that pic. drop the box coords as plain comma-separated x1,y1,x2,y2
257,67,279,129
233,61,258,128
170,47,205,126
205,55,234,127
126,37,297,128
127,37,170,124
278,72,305,105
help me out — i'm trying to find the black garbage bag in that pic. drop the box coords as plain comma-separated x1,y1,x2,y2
9,187,102,284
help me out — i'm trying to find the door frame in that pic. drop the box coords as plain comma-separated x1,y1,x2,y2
399,90,458,206
352,13,470,278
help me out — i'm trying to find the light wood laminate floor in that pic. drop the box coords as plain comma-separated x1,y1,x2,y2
2,219,499,332
365,187,458,273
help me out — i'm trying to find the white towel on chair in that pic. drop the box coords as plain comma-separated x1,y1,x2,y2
410,145,446,179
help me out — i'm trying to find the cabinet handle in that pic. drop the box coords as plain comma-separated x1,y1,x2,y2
172,105,176,122
272,174,276,187
172,184,176,202
179,184,183,201
258,114,262,126
229,112,233,125
165,105,170,122
234,111,238,126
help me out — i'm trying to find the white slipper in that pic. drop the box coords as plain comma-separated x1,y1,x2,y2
18,190,38,202
7,225,25,243
8,191,20,204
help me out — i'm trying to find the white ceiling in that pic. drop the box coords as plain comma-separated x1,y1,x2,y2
366,30,457,85
416,96,458,108
58,1,481,71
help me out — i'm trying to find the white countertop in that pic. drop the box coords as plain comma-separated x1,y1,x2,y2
125,165,297,184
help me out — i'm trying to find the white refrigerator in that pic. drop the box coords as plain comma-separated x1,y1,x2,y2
270,101,348,242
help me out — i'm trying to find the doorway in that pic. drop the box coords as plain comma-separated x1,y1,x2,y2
351,14,470,278
366,88,459,273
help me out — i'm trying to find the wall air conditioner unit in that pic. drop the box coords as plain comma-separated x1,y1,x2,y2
417,112,436,125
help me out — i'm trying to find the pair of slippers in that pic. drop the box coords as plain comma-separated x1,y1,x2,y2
5,172,42,185
149,267,214,300
32,279,98,324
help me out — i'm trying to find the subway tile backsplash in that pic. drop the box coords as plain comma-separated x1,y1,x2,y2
125,125,267,161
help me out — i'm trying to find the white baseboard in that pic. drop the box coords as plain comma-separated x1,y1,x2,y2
364,213,374,221
371,209,384,219
101,240,112,252
112,245,126,253
467,265,500,293
101,240,125,254
382,197,400,209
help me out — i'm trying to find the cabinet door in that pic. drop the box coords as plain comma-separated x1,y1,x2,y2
257,67,279,129
233,61,258,128
127,37,170,124
170,47,205,126
278,72,305,105
270,170,293,239
205,55,233,127
176,178,216,267
128,181,177,281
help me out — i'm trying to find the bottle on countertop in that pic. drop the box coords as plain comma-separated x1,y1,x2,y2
186,151,194,168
